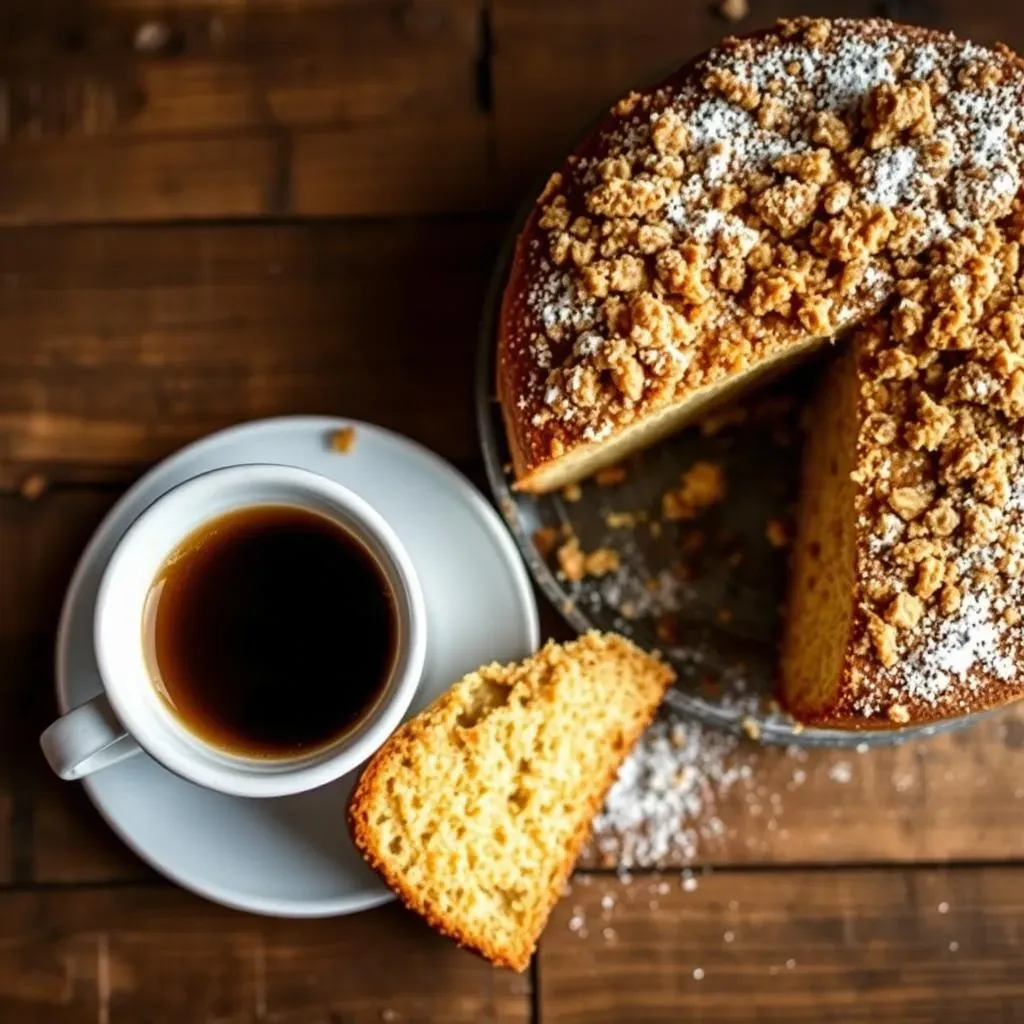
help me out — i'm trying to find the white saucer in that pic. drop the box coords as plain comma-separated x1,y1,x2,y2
56,417,539,917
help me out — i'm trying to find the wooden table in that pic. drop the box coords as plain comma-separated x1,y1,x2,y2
2,1,1024,1020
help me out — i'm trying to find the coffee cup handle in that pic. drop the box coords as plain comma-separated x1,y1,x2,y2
40,695,142,780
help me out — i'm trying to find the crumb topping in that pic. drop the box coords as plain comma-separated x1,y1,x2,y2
505,17,1024,717
507,18,1024,450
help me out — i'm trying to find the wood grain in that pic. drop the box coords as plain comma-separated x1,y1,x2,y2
490,0,881,198
0,218,504,484
0,885,530,1023
541,867,1024,1022
0,0,491,222
0,488,148,883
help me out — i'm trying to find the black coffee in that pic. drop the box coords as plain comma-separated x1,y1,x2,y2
144,504,397,758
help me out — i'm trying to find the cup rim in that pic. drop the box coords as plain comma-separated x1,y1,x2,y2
93,463,426,797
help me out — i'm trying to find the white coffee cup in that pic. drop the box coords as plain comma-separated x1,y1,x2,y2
39,464,426,798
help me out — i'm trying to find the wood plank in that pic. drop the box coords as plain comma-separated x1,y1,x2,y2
0,0,490,222
0,885,529,1023
0,218,504,483
0,488,149,883
491,0,880,199
10,490,1024,882
581,705,1024,870
541,867,1024,1022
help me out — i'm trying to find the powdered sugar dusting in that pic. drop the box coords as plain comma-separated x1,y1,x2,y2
859,457,1024,714
590,710,868,868
862,146,921,208
886,591,1018,707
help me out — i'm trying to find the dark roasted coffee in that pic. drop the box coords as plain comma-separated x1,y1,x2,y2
143,504,396,758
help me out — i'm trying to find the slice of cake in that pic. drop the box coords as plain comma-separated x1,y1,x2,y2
498,18,1024,493
347,633,674,970
782,208,1024,726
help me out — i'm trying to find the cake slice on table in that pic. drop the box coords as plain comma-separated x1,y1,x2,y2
348,632,674,970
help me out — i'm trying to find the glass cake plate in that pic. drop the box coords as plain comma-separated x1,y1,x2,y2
476,200,997,748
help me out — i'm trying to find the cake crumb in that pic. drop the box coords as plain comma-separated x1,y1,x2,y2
330,426,357,453
19,473,47,501
533,526,560,558
606,510,639,529
716,0,749,23
740,716,761,740
663,462,726,520
556,537,621,580
584,547,621,577
595,465,628,486
887,704,910,725
692,967,705,980
765,518,789,548
561,483,583,503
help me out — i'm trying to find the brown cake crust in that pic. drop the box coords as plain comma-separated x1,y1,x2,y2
498,18,1024,493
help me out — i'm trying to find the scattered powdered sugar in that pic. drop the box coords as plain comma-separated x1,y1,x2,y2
865,589,1017,712
665,184,762,254
859,443,1024,714
906,43,940,80
587,566,687,624
592,717,733,865
590,711,864,867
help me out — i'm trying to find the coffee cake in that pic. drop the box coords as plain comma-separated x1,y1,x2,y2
498,17,1024,727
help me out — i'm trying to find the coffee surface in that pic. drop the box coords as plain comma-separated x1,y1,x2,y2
144,504,396,758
